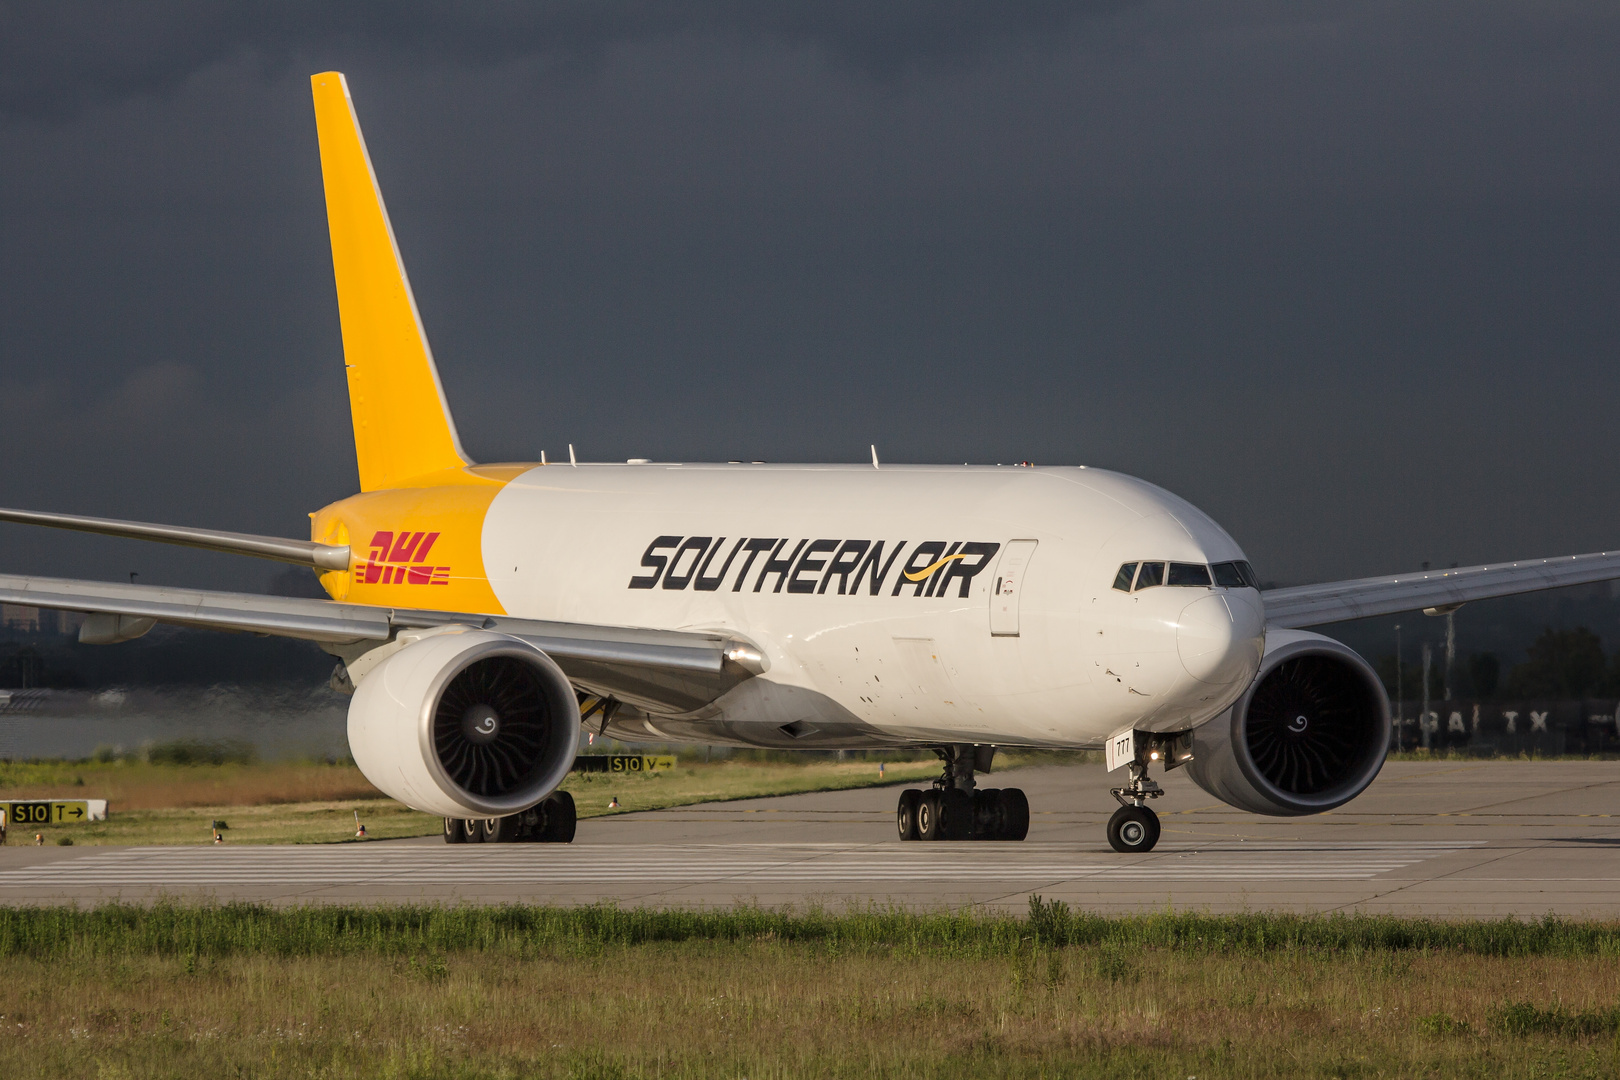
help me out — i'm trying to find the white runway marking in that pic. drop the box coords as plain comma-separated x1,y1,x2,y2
0,840,1487,888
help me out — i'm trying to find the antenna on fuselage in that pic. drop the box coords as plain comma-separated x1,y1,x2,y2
540,450,547,465
569,444,578,467
871,445,880,470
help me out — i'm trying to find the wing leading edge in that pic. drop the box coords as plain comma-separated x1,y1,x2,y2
0,506,349,571
1263,549,1620,629
0,573,764,715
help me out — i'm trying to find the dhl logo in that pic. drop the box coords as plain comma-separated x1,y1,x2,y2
357,530,450,586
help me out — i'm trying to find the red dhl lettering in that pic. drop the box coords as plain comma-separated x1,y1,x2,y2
358,562,450,585
361,529,449,584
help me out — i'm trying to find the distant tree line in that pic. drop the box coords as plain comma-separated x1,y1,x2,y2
1378,626,1620,701
0,567,336,690
0,624,333,689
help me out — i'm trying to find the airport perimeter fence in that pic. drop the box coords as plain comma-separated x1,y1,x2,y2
1391,699,1620,756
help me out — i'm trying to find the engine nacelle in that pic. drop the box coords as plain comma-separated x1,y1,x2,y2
1185,629,1390,816
347,629,581,818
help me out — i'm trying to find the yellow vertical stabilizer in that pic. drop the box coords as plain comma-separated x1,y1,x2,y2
311,72,471,492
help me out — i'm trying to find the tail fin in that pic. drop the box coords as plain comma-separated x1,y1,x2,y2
311,72,470,492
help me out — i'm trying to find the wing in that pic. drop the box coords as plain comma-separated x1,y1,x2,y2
1263,549,1620,629
0,506,349,569
0,573,764,715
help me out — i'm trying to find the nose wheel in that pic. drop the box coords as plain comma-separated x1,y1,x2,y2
1106,804,1160,852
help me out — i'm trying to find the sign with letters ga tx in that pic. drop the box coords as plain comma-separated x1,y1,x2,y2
0,799,108,826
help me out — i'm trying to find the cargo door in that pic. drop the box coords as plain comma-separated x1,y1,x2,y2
989,539,1038,637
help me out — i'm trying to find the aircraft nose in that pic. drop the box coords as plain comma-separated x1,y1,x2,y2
1178,591,1265,685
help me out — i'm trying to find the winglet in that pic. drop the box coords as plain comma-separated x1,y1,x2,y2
311,72,470,492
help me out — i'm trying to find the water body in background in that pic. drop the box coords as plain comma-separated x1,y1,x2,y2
0,686,348,761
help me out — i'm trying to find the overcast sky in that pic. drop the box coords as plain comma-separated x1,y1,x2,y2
0,1,1616,593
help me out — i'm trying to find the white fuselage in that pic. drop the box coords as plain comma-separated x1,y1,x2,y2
476,463,1267,751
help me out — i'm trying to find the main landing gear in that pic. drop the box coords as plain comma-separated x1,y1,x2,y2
443,790,576,844
896,745,1029,842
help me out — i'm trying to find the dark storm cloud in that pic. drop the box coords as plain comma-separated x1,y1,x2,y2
0,1,1124,119
0,1,1617,599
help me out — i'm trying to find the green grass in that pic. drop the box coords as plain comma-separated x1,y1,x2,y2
0,756,949,845
5,898,1620,959
3,901,1620,1077
18,799,437,846
561,756,941,819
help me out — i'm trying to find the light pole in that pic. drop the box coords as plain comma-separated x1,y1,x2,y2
1444,611,1456,702
1395,623,1404,736
1421,642,1433,751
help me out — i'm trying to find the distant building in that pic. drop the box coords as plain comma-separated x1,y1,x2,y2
0,605,38,632
0,607,87,635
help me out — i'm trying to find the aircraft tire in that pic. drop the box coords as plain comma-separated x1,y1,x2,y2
940,788,973,841
917,790,946,840
541,791,577,843
443,817,467,844
896,789,923,841
1106,805,1160,853
971,789,1001,840
480,815,519,843
461,817,484,843
1000,788,1030,841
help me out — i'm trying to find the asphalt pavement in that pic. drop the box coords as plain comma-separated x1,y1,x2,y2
1,759,1618,915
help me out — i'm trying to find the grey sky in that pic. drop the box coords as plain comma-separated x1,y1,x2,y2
0,1,1616,593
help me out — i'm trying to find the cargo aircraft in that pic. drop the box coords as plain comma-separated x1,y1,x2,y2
3,73,1617,851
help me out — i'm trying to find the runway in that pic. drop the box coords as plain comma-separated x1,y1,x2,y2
2,759,1619,914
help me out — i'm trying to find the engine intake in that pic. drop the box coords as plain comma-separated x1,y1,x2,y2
1185,629,1389,816
347,630,580,818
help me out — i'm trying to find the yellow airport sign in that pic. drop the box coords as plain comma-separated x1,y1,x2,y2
572,755,676,774
0,800,108,826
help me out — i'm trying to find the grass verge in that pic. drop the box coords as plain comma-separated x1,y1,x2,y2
2,900,1619,1077
0,757,947,845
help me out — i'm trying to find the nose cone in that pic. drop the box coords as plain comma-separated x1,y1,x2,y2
1178,592,1265,685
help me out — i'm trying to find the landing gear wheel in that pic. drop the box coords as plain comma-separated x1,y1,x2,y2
1107,805,1160,853
916,790,945,840
939,788,972,841
443,817,467,844
971,789,1002,840
480,815,519,843
896,789,922,841
461,817,484,844
539,791,577,843
999,788,1030,841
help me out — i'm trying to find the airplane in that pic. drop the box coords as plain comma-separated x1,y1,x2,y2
2,71,1617,851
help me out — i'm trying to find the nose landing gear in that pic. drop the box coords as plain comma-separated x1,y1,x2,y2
1106,755,1166,853
896,745,1029,841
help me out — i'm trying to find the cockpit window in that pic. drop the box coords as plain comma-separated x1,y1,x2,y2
1211,560,1259,588
1167,562,1212,587
1133,562,1165,590
1116,560,1256,592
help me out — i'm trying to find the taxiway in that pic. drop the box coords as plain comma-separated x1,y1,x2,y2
2,759,1618,914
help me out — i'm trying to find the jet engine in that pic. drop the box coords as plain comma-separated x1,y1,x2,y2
1185,629,1389,816
346,629,581,818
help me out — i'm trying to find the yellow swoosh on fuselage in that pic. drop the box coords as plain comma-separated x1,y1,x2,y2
903,552,969,582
